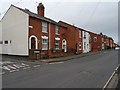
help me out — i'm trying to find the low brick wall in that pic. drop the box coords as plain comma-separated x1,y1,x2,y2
29,49,65,59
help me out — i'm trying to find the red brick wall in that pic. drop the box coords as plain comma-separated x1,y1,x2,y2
60,23,76,53
59,21,83,54
103,37,114,49
29,16,48,59
89,32,102,52
29,17,67,59
48,23,67,58
66,26,76,53
108,38,114,48
28,17,114,59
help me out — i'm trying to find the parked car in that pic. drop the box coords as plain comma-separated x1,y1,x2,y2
115,47,120,50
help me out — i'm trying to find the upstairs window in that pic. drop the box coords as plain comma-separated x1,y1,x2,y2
42,22,47,33
4,41,8,44
89,36,91,43
55,26,59,35
84,32,86,39
79,31,82,38
94,37,97,42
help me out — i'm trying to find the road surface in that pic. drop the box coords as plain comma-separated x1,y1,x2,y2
2,50,118,88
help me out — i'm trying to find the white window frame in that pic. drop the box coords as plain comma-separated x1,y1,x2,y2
84,42,86,50
94,37,97,42
79,42,82,50
79,42,82,47
55,40,60,49
79,31,82,38
55,26,59,35
42,21,47,33
42,36,48,50
84,32,86,39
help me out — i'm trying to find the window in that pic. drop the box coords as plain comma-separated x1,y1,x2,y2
89,36,91,43
79,42,82,50
79,31,82,38
0,41,3,44
87,44,89,49
102,38,104,42
107,40,109,46
55,26,59,35
79,42,82,46
84,42,86,49
94,37,97,42
5,41,8,44
42,39,48,50
10,40,12,44
42,22,47,33
55,40,59,49
84,32,86,39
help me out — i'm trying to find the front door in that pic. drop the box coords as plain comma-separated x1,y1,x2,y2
31,37,36,49
62,39,67,52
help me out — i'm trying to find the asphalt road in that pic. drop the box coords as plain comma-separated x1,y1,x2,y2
2,50,118,88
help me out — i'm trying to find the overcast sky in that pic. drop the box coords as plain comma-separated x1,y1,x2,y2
0,0,119,43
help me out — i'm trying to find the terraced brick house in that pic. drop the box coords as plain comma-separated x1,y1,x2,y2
59,21,83,54
1,3,115,59
89,32,102,52
1,3,67,59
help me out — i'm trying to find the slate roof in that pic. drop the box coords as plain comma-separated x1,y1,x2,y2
11,4,60,26
59,21,91,33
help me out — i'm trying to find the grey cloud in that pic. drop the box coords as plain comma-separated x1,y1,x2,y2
44,2,118,43
0,1,118,43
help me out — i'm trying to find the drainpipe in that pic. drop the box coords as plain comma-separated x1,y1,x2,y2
48,23,51,57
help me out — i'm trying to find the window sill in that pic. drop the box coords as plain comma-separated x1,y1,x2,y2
42,49,48,50
55,34,60,36
55,48,60,50
42,32,48,33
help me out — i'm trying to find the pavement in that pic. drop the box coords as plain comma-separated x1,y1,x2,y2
40,51,102,63
1,50,113,64
1,50,102,64
2,50,118,88
116,79,120,89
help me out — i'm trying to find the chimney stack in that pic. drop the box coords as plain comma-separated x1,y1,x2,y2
37,3,45,17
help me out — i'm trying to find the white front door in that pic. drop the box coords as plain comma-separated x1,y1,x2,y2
102,43,104,50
